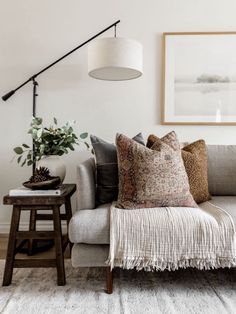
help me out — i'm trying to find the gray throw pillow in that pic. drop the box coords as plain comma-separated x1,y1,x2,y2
90,133,145,205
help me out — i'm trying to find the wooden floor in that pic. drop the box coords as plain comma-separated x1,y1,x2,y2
0,235,70,260
0,235,8,259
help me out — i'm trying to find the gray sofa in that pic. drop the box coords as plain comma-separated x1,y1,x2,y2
68,145,236,293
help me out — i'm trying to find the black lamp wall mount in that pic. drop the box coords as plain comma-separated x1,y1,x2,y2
2,19,120,106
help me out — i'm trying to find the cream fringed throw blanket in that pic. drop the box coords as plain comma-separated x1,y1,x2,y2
107,202,236,271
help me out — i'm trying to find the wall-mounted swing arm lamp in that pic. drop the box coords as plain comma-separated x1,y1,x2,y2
2,19,142,105
2,19,143,172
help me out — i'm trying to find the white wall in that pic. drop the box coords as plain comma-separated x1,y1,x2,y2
1,0,236,231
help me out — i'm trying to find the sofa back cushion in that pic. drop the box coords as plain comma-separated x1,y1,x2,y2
207,145,236,196
76,158,96,210
90,133,145,205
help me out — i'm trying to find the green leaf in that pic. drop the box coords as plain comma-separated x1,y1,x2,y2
54,117,57,125
32,129,38,139
69,144,74,151
34,117,42,125
40,144,45,154
68,126,73,134
14,147,23,154
84,142,90,149
17,156,22,163
80,132,88,139
21,159,26,167
37,128,43,138
27,160,33,166
22,143,30,148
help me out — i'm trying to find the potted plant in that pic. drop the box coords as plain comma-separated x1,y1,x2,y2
14,117,89,182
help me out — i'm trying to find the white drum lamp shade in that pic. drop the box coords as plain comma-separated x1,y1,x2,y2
88,37,143,80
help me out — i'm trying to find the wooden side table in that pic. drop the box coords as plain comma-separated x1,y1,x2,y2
2,184,76,286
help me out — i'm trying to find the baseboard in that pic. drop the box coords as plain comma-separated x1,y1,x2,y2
0,222,67,234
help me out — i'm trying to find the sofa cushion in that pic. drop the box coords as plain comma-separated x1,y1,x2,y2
116,132,197,209
201,196,236,224
76,158,96,210
69,197,236,245
90,133,145,206
207,145,236,196
71,244,109,267
69,203,111,244
147,136,211,204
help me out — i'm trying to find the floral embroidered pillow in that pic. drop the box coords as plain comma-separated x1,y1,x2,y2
116,132,197,209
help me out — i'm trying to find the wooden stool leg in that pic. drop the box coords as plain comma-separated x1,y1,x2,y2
28,209,37,255
106,267,113,294
3,206,21,286
52,205,66,286
65,198,73,254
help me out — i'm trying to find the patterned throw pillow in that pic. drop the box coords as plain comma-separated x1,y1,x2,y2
116,132,197,209
90,133,145,205
147,135,211,204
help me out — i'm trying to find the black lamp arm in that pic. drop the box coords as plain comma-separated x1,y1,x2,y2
2,19,120,101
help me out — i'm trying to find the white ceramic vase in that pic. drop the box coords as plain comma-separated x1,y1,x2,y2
37,156,66,183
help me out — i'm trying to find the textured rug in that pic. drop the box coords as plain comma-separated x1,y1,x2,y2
0,260,235,314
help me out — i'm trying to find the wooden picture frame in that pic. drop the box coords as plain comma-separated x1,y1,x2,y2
162,32,236,125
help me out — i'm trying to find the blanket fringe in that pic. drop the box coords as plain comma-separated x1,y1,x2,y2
109,203,236,272
106,257,236,271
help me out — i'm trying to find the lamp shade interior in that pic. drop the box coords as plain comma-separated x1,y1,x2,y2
88,37,143,81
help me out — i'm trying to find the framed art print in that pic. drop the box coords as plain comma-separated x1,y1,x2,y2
162,32,236,125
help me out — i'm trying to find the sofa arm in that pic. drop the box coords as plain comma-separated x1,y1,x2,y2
76,158,96,210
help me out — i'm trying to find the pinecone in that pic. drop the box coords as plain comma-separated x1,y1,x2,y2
29,167,51,183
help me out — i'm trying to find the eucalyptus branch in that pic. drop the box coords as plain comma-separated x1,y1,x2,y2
14,117,89,167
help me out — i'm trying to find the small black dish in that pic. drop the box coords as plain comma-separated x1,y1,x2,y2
23,177,61,190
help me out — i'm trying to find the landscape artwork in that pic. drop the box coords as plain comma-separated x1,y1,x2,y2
163,33,236,124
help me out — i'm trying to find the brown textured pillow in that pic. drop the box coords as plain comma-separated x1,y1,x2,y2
147,135,211,204
116,132,197,209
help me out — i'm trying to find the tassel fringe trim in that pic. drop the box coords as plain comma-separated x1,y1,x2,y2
106,257,236,271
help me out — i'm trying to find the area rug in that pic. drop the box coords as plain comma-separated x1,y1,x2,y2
0,260,235,314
